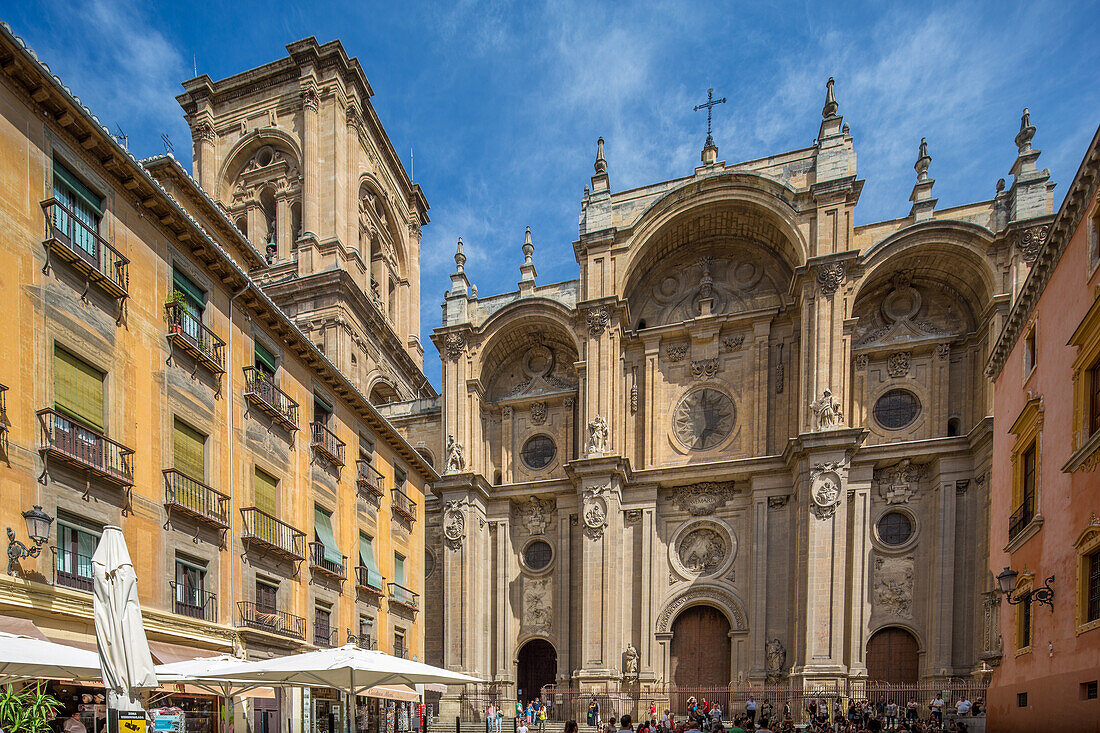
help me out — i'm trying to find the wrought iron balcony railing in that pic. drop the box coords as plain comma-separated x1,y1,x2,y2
240,507,306,561
165,302,225,374
1008,495,1036,541
163,469,229,529
314,624,337,648
55,546,94,593
356,460,385,498
0,383,7,433
41,198,129,299
37,408,134,487
170,581,217,622
388,582,419,612
346,633,377,650
310,422,346,466
237,600,305,640
355,565,386,596
309,541,346,580
391,487,416,522
243,366,298,431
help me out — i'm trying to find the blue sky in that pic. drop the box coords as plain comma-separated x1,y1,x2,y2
3,0,1098,389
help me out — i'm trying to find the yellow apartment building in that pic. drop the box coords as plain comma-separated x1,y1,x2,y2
0,21,435,733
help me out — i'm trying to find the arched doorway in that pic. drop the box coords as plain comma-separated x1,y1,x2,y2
866,627,919,682
516,639,556,704
670,605,732,688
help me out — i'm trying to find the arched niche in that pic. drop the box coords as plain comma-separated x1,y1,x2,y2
219,133,303,259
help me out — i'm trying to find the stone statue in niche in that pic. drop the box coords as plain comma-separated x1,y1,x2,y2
585,414,609,456
444,434,465,474
623,643,639,681
810,389,844,430
765,638,786,681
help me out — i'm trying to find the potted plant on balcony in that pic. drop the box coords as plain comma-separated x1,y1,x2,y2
165,289,188,334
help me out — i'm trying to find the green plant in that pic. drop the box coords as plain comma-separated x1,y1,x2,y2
165,288,188,307
0,682,62,733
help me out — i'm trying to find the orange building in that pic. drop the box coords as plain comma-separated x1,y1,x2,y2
986,124,1100,730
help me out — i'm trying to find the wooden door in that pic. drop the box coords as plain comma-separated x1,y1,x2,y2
866,627,919,682
670,605,732,688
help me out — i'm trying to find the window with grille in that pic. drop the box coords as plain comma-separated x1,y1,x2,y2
1088,549,1100,624
523,540,553,571
521,435,556,469
52,160,102,258
872,390,920,430
877,512,913,546
175,556,207,615
1021,443,1037,511
256,580,277,613
1019,596,1032,649
1089,358,1100,437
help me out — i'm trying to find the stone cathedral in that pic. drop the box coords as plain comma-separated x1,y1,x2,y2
392,79,1059,706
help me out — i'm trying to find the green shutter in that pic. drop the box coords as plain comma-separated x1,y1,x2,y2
254,341,277,373
394,554,405,585
314,506,343,565
254,468,277,516
359,533,382,588
54,346,104,433
172,269,205,314
173,418,205,481
53,161,102,213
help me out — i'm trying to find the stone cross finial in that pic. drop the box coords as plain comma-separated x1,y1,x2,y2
454,236,466,273
822,77,838,118
1015,107,1036,153
915,138,931,181
594,137,607,173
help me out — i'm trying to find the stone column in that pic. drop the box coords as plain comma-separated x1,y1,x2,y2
275,193,292,259
193,119,216,193
749,493,769,680
300,80,320,240
642,338,660,468
845,464,873,678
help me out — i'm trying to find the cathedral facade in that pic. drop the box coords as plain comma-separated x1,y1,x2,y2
407,81,1058,705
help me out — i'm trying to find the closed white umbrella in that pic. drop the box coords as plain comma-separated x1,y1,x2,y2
0,631,102,684
92,526,158,713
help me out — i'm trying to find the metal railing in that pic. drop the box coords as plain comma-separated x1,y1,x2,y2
163,469,229,528
391,487,417,522
242,366,298,430
314,623,337,648
310,421,346,466
240,507,306,560
41,198,129,297
393,645,408,660
355,565,386,594
388,582,419,611
55,546,94,592
165,302,225,372
1009,495,1035,541
37,408,134,486
347,633,377,650
309,541,346,579
237,600,305,640
0,383,7,432
169,580,217,622
356,460,385,498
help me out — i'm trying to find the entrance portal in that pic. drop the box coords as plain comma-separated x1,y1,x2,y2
517,638,557,704
670,605,732,687
866,627,919,682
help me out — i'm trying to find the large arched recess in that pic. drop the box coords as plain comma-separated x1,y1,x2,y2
477,298,582,393
216,128,304,202
357,172,409,277
619,173,807,304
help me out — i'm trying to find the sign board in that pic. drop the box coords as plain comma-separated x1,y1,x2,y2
110,710,147,733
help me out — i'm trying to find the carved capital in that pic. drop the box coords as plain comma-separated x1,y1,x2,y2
815,262,846,297
585,306,611,337
1016,225,1049,264
443,332,466,361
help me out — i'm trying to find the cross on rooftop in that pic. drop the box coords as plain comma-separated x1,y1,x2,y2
693,87,727,147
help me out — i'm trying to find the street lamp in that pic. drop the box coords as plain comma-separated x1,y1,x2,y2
996,566,1055,609
6,505,53,575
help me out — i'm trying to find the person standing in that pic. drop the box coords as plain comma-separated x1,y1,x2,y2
745,697,756,725
588,700,599,728
62,712,87,733
488,703,497,733
956,696,971,717
930,694,945,728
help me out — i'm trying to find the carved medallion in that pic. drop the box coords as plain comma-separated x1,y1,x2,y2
810,462,843,519
887,351,911,378
530,401,548,425
677,526,727,575
673,388,735,451
443,501,466,551
582,488,608,540
873,459,927,505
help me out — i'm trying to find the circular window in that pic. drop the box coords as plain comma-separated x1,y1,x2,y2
523,540,553,571
424,549,435,579
673,388,736,450
521,435,556,470
877,511,913,546
873,389,921,430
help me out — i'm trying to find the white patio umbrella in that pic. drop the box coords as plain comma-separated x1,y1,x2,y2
92,526,158,713
194,645,481,732
0,631,102,684
155,654,270,733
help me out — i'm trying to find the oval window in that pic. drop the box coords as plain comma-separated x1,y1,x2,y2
523,540,553,571
521,435,556,470
873,389,921,430
877,511,913,546
424,549,436,579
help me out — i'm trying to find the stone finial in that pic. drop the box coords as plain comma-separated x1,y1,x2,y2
594,137,607,174
822,77,838,118
522,226,534,263
518,226,537,291
454,236,466,273
1015,107,1036,153
915,138,931,181
996,178,1006,193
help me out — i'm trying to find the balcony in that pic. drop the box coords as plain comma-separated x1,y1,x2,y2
165,302,225,374
37,408,134,488
348,634,377,650
170,581,217,622
0,383,7,433
355,566,386,599
55,546,94,593
392,645,409,660
356,460,384,499
391,488,416,522
240,508,306,562
314,624,337,648
237,601,305,640
163,469,229,530
243,366,298,431
309,541,346,581
41,198,129,300
388,582,419,613
1008,496,1035,541
310,422,346,466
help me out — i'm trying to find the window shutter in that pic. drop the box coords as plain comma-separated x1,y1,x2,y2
53,161,102,213
54,346,80,420
172,269,205,315
254,468,277,516
359,533,382,588
394,554,405,585
255,341,277,374
173,418,206,481
313,506,343,565
76,357,105,433
55,347,103,432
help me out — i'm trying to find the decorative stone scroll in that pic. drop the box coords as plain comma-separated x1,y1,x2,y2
666,344,688,362
816,262,846,297
873,458,927,505
443,333,466,361
585,306,611,337
1016,224,1049,264
531,401,548,425
721,334,745,352
691,358,721,380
